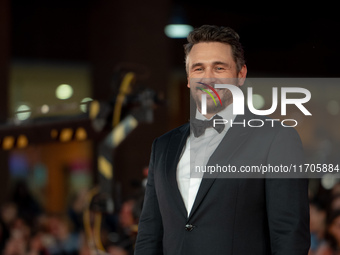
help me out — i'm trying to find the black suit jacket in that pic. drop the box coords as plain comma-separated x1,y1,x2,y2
135,112,310,255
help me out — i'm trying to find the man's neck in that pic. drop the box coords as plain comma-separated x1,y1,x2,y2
201,112,214,119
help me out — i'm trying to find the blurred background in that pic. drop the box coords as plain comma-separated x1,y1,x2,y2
0,1,339,254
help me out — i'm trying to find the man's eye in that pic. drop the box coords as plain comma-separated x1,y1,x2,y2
216,67,224,70
194,68,203,71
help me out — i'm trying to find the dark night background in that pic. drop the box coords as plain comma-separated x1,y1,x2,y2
1,0,339,208
0,1,340,254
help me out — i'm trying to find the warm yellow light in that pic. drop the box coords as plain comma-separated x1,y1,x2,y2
89,100,100,119
17,135,28,148
3,136,15,150
98,156,113,179
59,128,73,142
75,127,87,141
51,129,58,139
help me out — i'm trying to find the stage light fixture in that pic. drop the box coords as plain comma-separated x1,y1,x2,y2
80,97,93,113
251,94,265,109
16,104,31,121
164,24,193,39
56,84,73,100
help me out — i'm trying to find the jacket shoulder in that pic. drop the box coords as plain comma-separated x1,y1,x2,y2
155,122,189,143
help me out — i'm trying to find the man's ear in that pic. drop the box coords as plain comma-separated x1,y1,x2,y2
238,65,247,86
187,77,190,88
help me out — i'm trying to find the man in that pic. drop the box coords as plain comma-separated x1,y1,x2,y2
134,25,310,255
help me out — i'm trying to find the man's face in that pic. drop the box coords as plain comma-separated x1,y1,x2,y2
186,42,247,116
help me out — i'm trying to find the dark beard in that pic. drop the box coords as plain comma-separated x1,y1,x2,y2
195,91,233,115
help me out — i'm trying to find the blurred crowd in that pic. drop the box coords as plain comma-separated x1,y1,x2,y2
4,178,340,254
310,182,340,255
0,180,144,255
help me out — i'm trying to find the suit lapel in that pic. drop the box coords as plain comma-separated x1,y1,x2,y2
188,112,255,220
165,123,190,218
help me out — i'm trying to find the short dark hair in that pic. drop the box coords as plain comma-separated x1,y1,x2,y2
184,25,245,73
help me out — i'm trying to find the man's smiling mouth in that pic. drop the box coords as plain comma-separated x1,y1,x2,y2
196,82,223,106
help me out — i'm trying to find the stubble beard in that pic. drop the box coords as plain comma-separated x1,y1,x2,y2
193,88,233,115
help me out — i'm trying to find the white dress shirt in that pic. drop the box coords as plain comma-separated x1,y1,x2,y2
177,104,236,216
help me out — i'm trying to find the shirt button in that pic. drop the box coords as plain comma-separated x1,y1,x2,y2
185,224,195,231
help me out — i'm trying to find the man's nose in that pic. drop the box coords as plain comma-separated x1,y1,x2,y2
205,68,215,78
201,69,218,84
